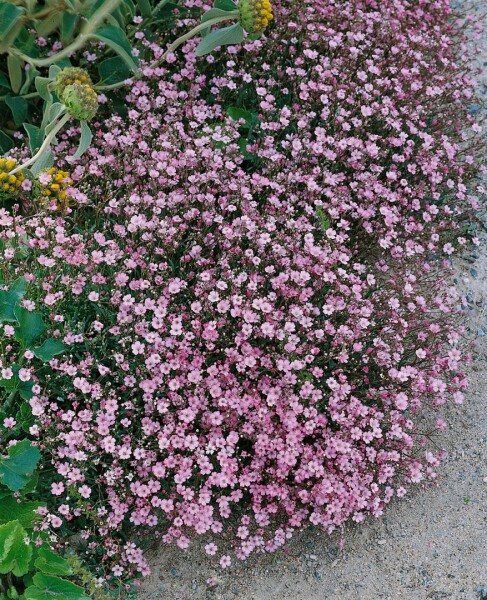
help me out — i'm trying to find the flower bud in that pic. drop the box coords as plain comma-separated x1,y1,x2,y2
239,0,273,35
53,67,93,99
62,83,98,121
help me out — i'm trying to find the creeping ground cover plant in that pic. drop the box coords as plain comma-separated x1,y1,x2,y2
0,0,485,593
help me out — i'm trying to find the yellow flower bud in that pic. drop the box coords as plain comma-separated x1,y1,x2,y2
239,0,273,35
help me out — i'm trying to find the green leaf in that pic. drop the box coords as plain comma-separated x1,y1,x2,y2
136,0,152,17
18,378,34,402
19,402,35,434
34,77,52,103
5,96,28,126
6,55,23,95
67,121,92,163
0,3,25,39
30,150,54,177
60,12,78,43
34,547,72,576
23,124,44,154
0,520,32,577
33,339,66,362
48,65,62,79
36,11,62,37
0,440,40,492
0,496,42,528
0,292,19,323
195,22,244,56
0,73,10,90
201,7,235,23
19,470,38,496
227,106,256,128
10,276,27,299
93,25,139,72
214,0,238,9
0,131,14,153
0,365,33,400
24,574,90,600
0,278,26,323
119,0,136,21
97,56,130,86
13,26,39,58
14,306,45,346
46,103,66,130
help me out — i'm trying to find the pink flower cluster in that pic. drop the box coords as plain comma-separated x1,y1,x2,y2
2,0,483,583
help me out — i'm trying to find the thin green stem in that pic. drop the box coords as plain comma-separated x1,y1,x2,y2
8,112,71,175
95,12,239,91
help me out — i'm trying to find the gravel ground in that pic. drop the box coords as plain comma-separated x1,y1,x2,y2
138,5,487,599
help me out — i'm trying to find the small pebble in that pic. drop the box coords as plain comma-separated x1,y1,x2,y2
483,477,487,483
377,539,387,545
478,328,484,337
477,586,487,599
470,268,479,278
171,568,177,576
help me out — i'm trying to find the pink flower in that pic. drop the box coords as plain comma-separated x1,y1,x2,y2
79,485,91,499
51,482,65,496
220,555,231,569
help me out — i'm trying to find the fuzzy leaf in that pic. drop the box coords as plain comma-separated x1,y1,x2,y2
5,95,27,126
214,0,238,10
61,12,78,43
0,3,25,40
30,150,54,176
48,65,62,79
34,77,52,103
0,131,14,153
66,121,92,162
23,124,44,153
195,22,244,56
7,55,23,95
36,11,62,37
201,7,234,22
93,25,139,72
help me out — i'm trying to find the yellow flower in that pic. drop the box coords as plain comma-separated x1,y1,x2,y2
39,167,73,211
239,0,273,35
53,67,93,99
0,158,25,195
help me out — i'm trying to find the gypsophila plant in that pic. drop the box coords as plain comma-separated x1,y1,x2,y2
0,0,484,590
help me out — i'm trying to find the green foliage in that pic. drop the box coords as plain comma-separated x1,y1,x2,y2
33,339,66,363
0,520,32,577
0,440,40,492
196,22,244,56
23,574,90,600
13,306,46,347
